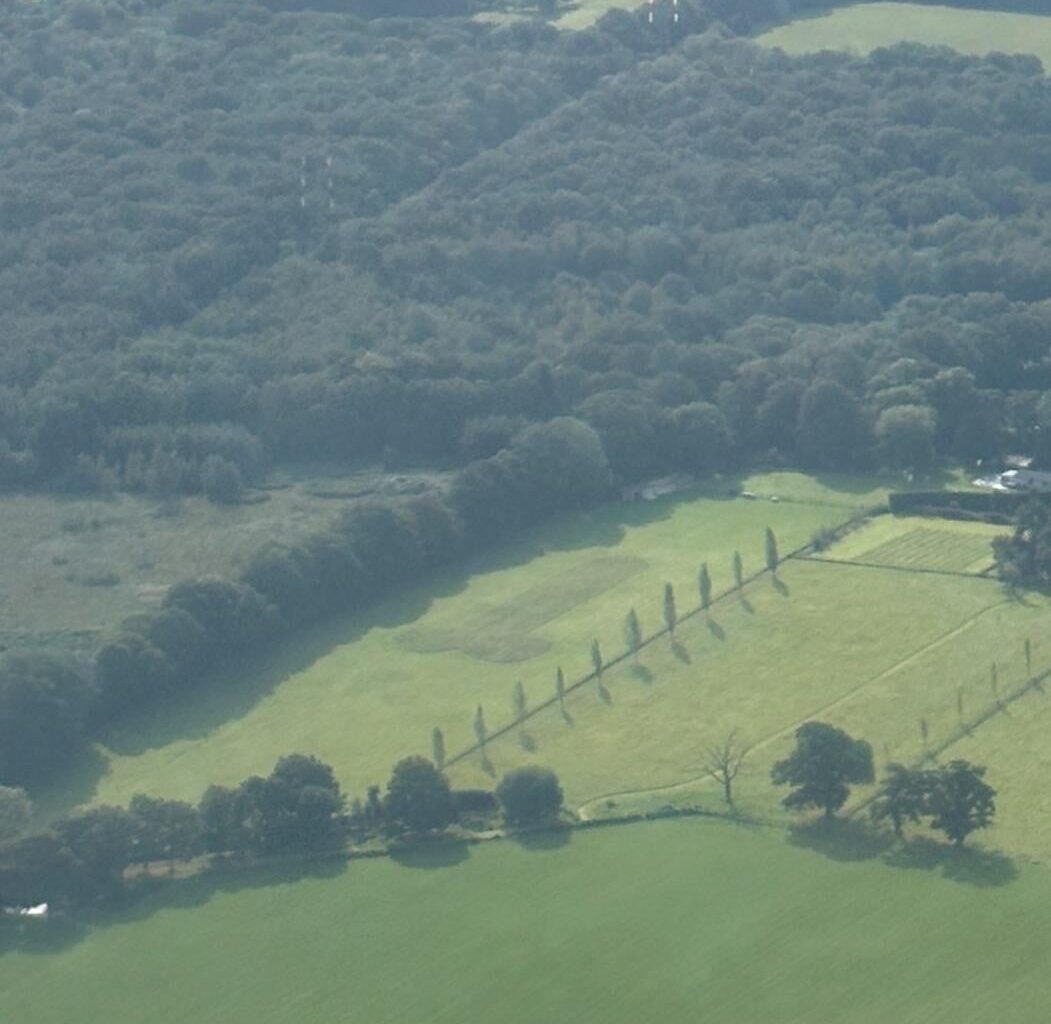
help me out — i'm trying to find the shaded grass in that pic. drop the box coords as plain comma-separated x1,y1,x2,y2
1,819,1048,1024
757,1,1051,69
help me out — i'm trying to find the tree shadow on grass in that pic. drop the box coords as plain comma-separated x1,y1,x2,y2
100,569,472,761
2,856,351,958
787,817,896,863
480,754,497,777
597,681,612,704
885,836,1017,888
561,707,574,727
671,640,691,664
739,596,754,614
772,576,789,597
518,730,537,752
630,663,653,683
390,840,470,870
706,617,726,640
512,826,572,852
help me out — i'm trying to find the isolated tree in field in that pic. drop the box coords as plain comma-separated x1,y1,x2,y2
384,756,454,834
869,763,930,838
474,705,487,752
926,760,996,847
555,666,566,709
698,563,712,612
663,582,677,637
704,731,748,806
920,717,929,747
1025,637,1032,678
496,766,564,826
591,639,603,680
732,550,743,590
624,607,642,661
432,726,445,769
771,722,874,817
513,680,527,721
765,527,779,574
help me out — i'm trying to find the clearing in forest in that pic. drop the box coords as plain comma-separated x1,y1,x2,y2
756,2,1051,68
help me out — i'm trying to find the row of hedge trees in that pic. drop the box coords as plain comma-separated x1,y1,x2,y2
0,418,611,789
0,753,563,910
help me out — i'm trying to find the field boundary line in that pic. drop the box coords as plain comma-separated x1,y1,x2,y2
796,553,998,580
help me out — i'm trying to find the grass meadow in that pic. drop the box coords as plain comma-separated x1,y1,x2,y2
2,818,1050,1024
68,472,861,814
448,514,1051,861
757,2,1051,67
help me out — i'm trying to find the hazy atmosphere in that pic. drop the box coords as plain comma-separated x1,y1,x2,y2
3,0,1051,1020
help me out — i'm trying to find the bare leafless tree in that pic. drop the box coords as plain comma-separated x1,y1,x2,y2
704,730,748,806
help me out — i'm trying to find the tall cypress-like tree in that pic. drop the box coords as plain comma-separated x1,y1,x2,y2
733,551,743,590
591,638,603,680
513,680,527,721
555,666,565,708
624,608,642,661
432,726,445,769
698,563,712,612
663,582,677,637
765,527,779,574
474,705,487,751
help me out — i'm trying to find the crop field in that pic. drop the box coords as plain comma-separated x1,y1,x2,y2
809,515,1004,574
63,472,857,816
756,3,1051,68
2,818,1050,1024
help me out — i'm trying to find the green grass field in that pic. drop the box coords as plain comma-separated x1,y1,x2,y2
67,472,861,815
2,818,1050,1024
757,2,1051,68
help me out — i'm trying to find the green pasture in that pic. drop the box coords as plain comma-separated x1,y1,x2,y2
2,818,1049,1024
68,473,859,814
757,2,1051,68
447,513,1051,860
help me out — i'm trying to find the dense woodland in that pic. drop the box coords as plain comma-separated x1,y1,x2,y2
6,0,1051,499
5,0,1051,785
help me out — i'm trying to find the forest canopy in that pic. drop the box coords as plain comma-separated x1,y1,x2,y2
3,0,1051,496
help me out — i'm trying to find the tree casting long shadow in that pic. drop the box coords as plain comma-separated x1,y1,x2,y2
790,818,1018,887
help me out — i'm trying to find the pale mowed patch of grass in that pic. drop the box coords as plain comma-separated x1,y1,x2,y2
757,2,1051,68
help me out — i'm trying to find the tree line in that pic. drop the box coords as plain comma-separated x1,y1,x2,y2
0,418,610,788
0,752,563,911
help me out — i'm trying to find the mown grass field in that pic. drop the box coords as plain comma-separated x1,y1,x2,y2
2,818,1050,1024
445,512,1051,861
757,2,1051,67
70,472,862,814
